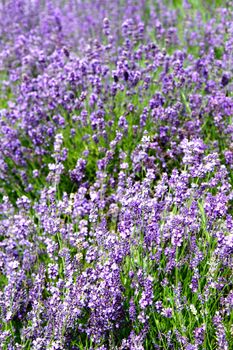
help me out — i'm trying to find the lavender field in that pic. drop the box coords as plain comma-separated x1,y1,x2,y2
0,0,233,349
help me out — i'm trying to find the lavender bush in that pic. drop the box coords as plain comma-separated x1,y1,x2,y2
0,0,233,349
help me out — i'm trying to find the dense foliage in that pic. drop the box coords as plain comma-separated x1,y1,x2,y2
0,0,233,349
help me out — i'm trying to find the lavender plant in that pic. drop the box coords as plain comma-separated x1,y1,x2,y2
0,0,233,349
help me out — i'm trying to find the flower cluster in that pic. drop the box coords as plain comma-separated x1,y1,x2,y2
0,1,233,349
